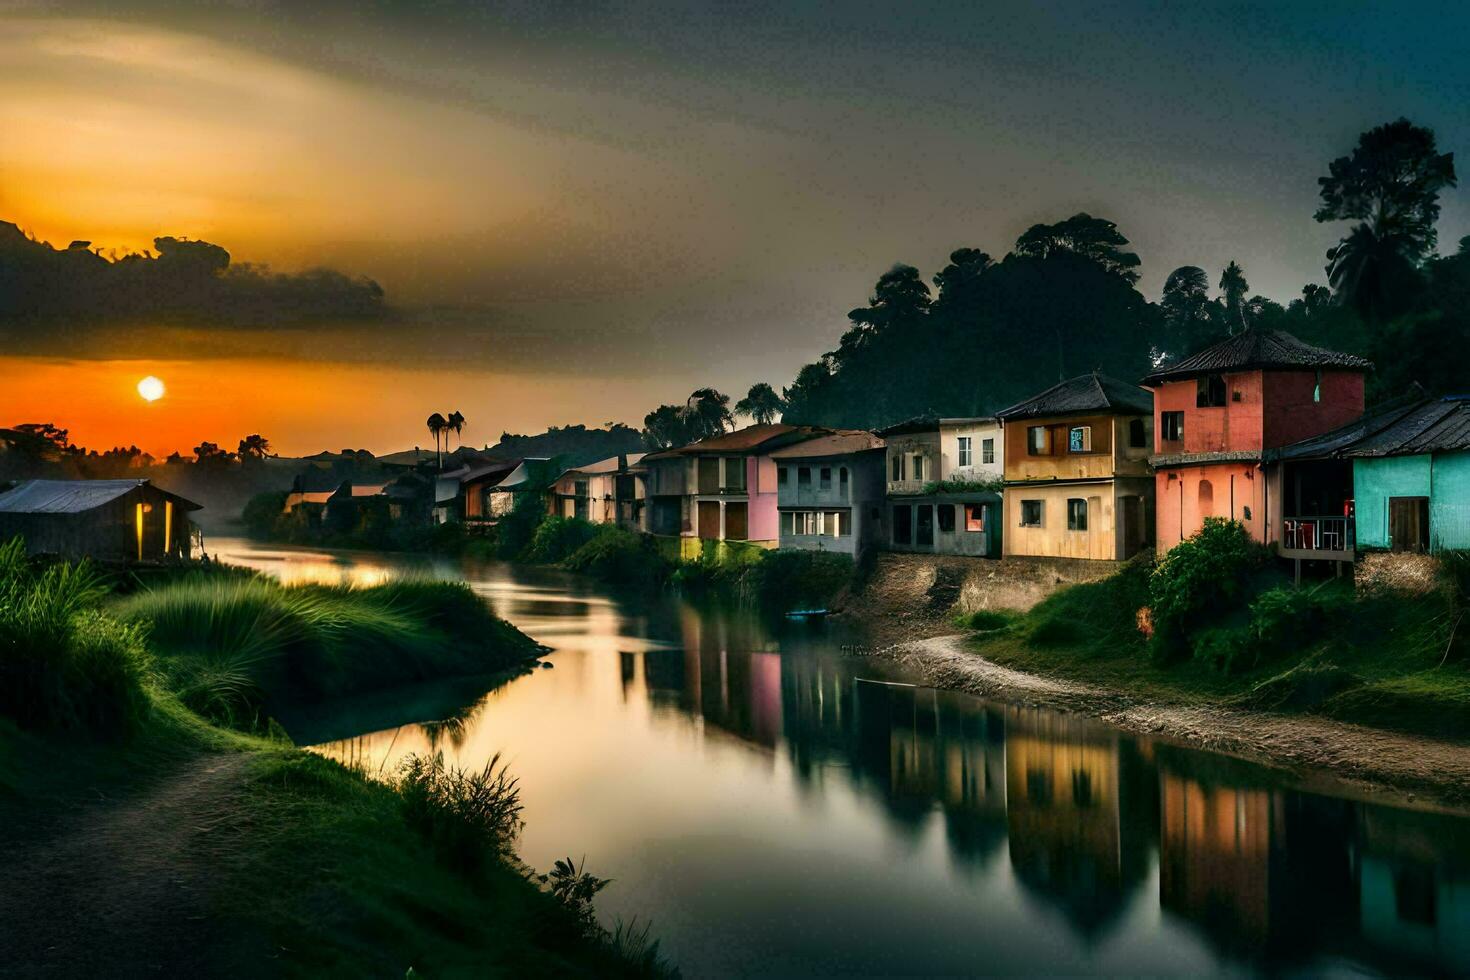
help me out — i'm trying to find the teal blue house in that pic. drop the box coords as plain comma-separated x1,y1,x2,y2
1340,397,1470,552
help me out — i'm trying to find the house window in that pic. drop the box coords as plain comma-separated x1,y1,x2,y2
1129,418,1147,448
778,467,789,485
820,467,832,490
1197,373,1227,407
1067,498,1088,531
1314,369,1323,403
825,511,848,537
1069,426,1092,453
838,511,851,536
957,437,972,467
964,503,985,532
937,504,955,533
1028,426,1049,455
982,438,995,465
891,454,905,482
894,505,912,544
1161,411,1185,442
724,458,746,492
1021,500,1043,527
781,511,794,535
839,467,849,498
912,455,925,481
798,466,811,485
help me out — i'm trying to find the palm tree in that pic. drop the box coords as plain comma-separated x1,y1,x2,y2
447,411,466,452
734,383,785,425
1219,261,1249,334
682,388,733,441
426,413,447,469
1324,222,1423,324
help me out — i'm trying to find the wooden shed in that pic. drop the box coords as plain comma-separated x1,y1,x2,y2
0,479,202,561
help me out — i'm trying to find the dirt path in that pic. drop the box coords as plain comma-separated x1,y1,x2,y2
0,753,271,978
872,633,1470,811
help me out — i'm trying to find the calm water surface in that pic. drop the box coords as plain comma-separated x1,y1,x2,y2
213,537,1470,977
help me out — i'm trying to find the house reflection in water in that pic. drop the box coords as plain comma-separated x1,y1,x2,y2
610,610,1470,975
1004,706,1155,939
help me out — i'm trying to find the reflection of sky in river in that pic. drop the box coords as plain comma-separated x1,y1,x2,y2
216,538,1470,978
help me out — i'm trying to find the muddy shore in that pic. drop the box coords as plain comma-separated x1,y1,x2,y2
855,630,1470,812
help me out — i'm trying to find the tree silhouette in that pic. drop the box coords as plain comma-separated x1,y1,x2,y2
447,410,466,450
682,388,734,441
426,413,447,469
735,383,785,425
1316,118,1457,321
1219,261,1249,334
1014,213,1141,284
237,434,272,460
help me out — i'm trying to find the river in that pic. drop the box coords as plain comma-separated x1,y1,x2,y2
212,536,1470,977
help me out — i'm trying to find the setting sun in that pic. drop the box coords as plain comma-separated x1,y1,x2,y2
136,375,166,402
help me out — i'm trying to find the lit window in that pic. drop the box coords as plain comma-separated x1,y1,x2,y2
1021,500,1043,527
1069,426,1092,452
1067,498,1088,531
964,503,985,532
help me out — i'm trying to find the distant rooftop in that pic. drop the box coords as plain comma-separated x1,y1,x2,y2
769,431,884,458
996,372,1153,420
1142,329,1372,385
644,424,828,458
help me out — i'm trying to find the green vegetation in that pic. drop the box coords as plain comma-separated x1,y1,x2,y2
111,574,537,729
964,522,1470,740
920,477,1004,496
0,539,673,976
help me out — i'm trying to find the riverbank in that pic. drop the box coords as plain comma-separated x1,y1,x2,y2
0,542,672,977
839,546,1470,809
868,633,1470,810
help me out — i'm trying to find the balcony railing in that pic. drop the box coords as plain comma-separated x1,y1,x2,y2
1280,517,1354,557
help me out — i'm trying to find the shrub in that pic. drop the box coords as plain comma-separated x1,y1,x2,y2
955,609,1017,631
241,491,289,539
563,528,672,591
1190,624,1254,674
1247,586,1323,659
495,492,550,559
1021,554,1153,656
0,538,152,735
749,551,854,612
398,751,523,868
1150,518,1264,661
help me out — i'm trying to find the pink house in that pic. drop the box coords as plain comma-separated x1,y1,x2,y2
641,424,827,555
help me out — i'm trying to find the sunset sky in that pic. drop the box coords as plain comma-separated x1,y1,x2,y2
4,1,1470,456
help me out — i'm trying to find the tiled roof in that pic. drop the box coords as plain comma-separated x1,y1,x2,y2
645,424,829,458
769,431,884,458
0,479,201,514
1142,329,1371,385
1341,397,1470,457
995,372,1153,420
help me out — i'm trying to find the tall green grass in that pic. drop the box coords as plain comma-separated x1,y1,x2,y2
113,574,538,728
0,538,152,734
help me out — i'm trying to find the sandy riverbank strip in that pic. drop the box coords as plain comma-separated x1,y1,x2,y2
862,632,1470,812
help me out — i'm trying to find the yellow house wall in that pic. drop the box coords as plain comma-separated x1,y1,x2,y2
1003,482,1121,560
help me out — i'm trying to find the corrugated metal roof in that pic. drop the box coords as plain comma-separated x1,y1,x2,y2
1142,329,1371,385
0,479,201,514
1343,398,1470,457
996,373,1153,420
1268,389,1428,462
769,431,884,458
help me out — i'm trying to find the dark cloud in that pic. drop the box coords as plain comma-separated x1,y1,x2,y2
0,221,388,341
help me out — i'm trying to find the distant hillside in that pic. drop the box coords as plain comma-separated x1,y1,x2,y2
488,424,644,469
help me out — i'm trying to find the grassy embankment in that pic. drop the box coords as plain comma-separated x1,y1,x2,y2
0,538,673,977
956,519,1470,741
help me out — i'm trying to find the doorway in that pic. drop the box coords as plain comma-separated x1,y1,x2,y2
916,504,934,547
1389,496,1430,553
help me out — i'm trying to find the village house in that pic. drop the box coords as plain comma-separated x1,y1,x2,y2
770,430,885,555
1142,328,1371,554
997,373,1155,561
878,416,1004,557
0,479,201,561
1272,393,1470,555
549,453,647,530
433,459,520,524
641,424,824,556
484,457,556,518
